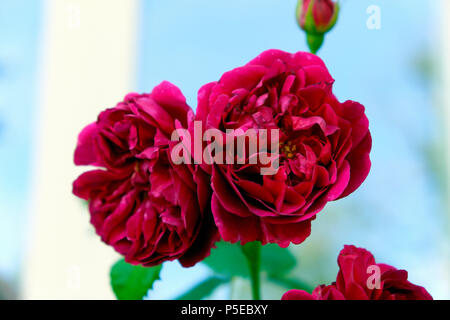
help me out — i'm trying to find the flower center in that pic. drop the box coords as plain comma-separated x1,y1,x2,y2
281,141,297,159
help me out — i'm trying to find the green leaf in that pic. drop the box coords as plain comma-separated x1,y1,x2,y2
110,259,162,300
268,274,315,293
203,241,297,278
176,276,228,300
261,244,296,276
203,242,249,277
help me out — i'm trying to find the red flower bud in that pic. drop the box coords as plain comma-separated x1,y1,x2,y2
296,0,339,53
297,0,339,33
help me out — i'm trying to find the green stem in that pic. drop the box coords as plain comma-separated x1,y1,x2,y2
241,241,261,300
306,33,324,54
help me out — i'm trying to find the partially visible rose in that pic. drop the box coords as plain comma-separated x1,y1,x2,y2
282,245,433,300
296,0,339,53
73,81,218,267
195,50,371,247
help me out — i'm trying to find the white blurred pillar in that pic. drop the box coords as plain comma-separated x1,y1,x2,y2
442,0,450,300
444,0,450,194
22,0,139,299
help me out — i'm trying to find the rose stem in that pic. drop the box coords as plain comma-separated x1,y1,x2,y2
241,241,262,300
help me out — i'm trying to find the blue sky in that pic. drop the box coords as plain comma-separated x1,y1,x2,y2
0,0,42,279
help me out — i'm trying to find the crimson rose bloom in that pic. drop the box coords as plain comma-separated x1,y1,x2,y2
73,81,218,267
195,50,371,247
282,245,433,300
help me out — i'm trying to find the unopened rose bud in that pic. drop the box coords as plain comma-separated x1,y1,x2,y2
296,0,339,53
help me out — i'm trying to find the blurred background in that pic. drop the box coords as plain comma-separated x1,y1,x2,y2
0,0,448,299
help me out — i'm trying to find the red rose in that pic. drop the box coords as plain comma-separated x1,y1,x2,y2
282,245,433,300
73,82,218,267
195,50,371,247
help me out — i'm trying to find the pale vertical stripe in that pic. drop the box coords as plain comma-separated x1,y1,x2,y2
21,0,138,299
444,0,450,199
443,0,450,299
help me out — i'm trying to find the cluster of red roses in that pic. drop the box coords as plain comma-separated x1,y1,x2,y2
73,49,431,300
